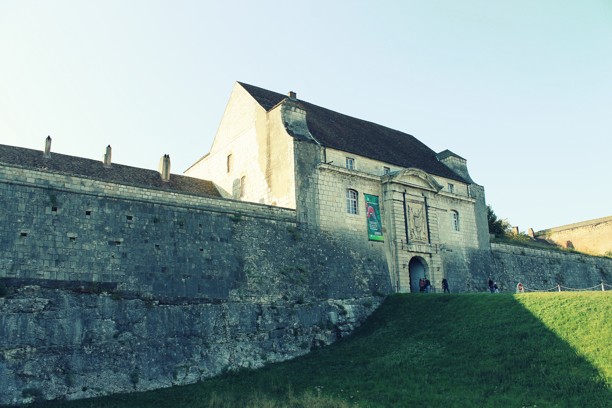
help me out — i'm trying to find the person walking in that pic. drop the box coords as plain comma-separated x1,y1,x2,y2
442,278,450,293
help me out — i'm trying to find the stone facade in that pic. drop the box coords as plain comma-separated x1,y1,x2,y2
185,85,296,208
188,82,491,294
536,216,612,256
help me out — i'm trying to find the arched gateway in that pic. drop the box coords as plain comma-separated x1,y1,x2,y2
408,257,428,293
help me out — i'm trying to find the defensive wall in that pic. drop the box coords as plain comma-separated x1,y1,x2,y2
536,216,612,256
0,161,391,405
439,243,612,293
1,156,612,405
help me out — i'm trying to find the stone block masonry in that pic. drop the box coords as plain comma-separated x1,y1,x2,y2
536,216,612,256
0,164,296,298
488,243,612,292
2,160,610,405
0,163,392,405
439,243,612,293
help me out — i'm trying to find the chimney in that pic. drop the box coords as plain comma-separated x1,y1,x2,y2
44,136,52,158
103,145,112,167
288,91,297,99
158,154,171,182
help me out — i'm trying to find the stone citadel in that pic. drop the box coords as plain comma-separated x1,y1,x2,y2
1,82,610,405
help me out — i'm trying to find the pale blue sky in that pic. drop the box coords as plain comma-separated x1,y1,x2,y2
1,0,611,231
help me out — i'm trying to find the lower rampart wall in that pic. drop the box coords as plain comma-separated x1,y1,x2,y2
0,167,391,405
0,288,381,406
2,164,611,405
439,243,612,293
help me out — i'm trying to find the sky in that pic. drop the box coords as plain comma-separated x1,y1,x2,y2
1,0,611,232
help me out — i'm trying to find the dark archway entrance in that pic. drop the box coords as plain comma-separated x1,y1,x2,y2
408,257,427,293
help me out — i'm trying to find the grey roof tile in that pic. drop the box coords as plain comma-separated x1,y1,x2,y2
0,143,221,198
238,82,467,183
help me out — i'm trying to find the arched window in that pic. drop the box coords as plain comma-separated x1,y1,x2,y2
346,189,358,214
451,210,460,231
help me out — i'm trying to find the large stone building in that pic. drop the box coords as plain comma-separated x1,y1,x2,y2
185,82,490,293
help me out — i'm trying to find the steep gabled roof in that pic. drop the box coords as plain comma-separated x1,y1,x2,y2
238,82,467,183
0,144,221,198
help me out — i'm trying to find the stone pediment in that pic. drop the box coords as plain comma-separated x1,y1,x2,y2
383,168,443,192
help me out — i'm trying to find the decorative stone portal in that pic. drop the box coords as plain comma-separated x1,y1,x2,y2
408,256,428,293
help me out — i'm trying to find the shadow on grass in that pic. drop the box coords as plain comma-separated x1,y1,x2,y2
29,293,611,408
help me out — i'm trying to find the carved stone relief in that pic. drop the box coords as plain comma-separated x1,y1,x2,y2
408,201,428,243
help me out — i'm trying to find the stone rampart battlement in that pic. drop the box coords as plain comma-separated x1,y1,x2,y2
0,163,296,223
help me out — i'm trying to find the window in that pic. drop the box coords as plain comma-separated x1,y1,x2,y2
448,183,454,194
346,189,358,214
346,157,355,170
226,154,232,173
383,167,391,175
451,210,460,231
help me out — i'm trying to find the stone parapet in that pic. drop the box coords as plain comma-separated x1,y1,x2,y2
0,164,296,222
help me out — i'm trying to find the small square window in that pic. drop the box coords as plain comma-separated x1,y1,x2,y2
346,157,355,170
448,183,455,194
383,167,390,175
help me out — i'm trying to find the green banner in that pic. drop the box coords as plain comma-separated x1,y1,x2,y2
364,194,384,241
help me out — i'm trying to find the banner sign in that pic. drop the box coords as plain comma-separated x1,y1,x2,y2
364,194,384,241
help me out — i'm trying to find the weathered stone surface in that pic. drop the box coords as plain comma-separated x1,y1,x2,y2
0,169,391,405
0,287,382,406
2,148,611,405
440,244,612,293
536,216,612,256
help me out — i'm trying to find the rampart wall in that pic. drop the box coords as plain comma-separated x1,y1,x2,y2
2,162,611,405
439,243,612,293
537,216,612,256
0,164,391,405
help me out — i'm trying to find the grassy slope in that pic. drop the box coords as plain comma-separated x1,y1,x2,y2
33,293,611,408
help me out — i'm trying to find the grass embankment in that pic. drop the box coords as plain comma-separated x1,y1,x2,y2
34,293,611,408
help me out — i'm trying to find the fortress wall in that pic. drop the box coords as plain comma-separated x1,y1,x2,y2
0,164,296,223
439,243,612,293
2,161,610,405
0,164,295,297
0,289,383,406
488,243,612,291
537,217,612,256
0,164,392,405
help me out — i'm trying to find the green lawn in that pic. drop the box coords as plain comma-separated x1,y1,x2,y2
32,292,611,408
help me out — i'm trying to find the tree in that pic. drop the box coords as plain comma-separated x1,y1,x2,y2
487,205,510,237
